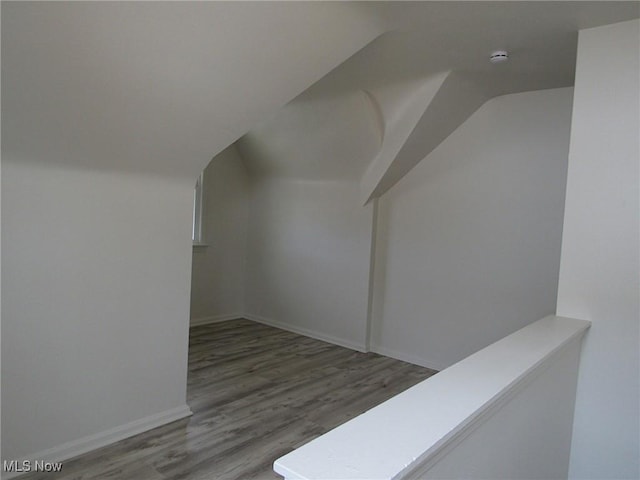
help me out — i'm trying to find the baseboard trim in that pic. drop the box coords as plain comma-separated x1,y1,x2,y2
2,405,193,480
244,313,367,353
369,344,446,372
190,313,243,327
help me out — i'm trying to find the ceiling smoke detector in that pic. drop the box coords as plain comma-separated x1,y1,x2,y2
490,50,509,63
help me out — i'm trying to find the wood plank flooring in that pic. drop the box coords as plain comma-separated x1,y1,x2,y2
18,319,437,480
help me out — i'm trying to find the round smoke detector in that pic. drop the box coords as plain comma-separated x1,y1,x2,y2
490,50,509,63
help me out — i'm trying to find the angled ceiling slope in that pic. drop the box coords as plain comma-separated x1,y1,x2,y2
235,1,639,202
2,2,386,179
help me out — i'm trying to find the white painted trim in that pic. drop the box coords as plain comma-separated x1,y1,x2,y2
2,405,193,480
401,336,584,479
190,313,243,327
274,316,591,480
192,172,204,244
369,344,447,372
364,197,379,352
244,313,367,353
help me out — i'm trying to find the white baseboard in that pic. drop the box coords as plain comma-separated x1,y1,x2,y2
190,313,243,327
244,313,367,353
191,314,444,370
369,344,446,372
2,405,193,480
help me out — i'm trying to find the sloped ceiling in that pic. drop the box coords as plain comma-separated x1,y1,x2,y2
1,2,386,179
235,1,639,201
3,2,638,187
236,85,382,180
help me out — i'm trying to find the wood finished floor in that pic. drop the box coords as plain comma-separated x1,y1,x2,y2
19,319,437,480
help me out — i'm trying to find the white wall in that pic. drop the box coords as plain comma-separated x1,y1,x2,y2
274,316,590,480
419,336,583,479
244,178,375,350
190,146,249,325
1,3,388,466
1,161,194,462
371,88,573,370
556,19,639,480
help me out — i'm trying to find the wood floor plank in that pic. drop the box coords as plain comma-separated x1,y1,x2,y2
17,319,437,480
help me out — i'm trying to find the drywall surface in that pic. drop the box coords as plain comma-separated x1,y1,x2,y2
190,146,249,324
556,19,639,480
371,88,573,370
244,178,374,350
0,2,385,466
274,316,589,480
1,2,384,179
419,337,582,479
236,3,639,201
1,161,193,461
237,87,381,181
1,2,385,465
